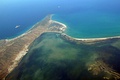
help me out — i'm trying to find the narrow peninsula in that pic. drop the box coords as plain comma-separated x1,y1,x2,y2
0,15,120,80
0,15,66,80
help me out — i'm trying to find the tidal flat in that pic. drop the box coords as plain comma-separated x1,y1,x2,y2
6,32,120,80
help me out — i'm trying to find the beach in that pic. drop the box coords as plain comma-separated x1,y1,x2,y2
0,15,120,80
0,15,68,79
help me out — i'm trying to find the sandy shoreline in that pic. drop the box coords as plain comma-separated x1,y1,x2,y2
74,35,120,41
4,19,42,43
53,21,120,41
51,20,67,31
5,31,30,42
3,14,120,80
51,14,120,41
3,15,120,43
1,15,120,79
4,16,68,78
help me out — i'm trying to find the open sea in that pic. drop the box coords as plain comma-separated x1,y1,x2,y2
0,0,120,39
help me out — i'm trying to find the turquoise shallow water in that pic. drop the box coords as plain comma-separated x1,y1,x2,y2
52,10,120,38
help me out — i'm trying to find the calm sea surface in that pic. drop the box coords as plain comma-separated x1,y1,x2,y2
0,0,120,39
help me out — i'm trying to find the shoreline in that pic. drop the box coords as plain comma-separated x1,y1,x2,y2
51,20,120,41
51,14,120,41
6,17,68,73
4,15,120,80
1,15,120,79
51,20,67,32
4,18,44,42
2,15,68,79
1,14,120,42
5,31,31,42
60,33,120,44
74,35,120,41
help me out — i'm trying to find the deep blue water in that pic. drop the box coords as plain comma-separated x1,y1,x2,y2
0,0,120,39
